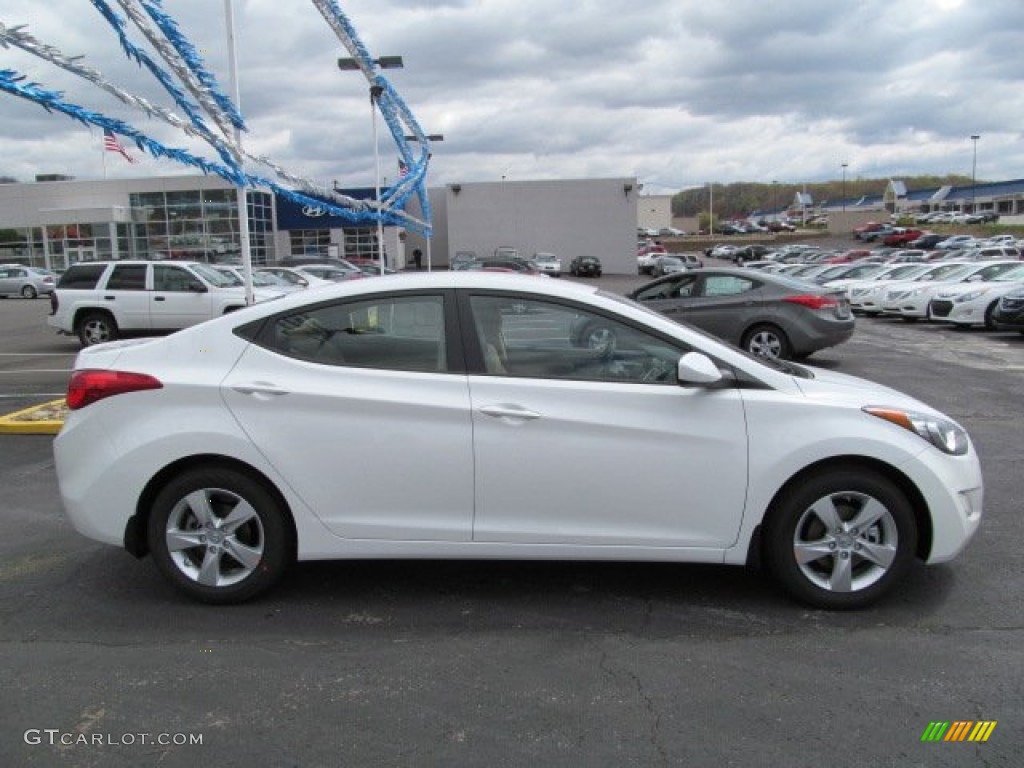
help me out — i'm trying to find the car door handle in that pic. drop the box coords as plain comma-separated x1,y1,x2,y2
154,296,166,301
103,295,116,300
479,404,541,422
232,382,290,398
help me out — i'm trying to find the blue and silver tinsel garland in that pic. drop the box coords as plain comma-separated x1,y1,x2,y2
0,1,434,234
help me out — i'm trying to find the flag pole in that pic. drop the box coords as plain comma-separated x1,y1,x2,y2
224,0,254,305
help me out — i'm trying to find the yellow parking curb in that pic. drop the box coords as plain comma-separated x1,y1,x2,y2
0,399,67,435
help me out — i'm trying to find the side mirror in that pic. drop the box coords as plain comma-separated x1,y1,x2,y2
188,281,208,293
677,351,723,386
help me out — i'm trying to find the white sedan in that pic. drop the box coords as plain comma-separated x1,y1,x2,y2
53,273,982,609
928,264,1024,328
848,264,939,314
878,261,1020,320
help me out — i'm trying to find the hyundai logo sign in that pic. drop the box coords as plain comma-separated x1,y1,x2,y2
302,205,327,217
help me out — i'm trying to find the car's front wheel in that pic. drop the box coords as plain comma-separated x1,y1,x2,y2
763,468,917,609
21,285,37,299
148,467,293,603
76,311,119,346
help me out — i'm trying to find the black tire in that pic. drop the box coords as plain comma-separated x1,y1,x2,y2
983,301,998,331
148,467,293,604
763,468,917,609
741,324,792,360
76,311,119,347
21,285,37,299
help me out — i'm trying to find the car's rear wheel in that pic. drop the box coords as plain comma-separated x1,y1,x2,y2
21,285,37,299
148,467,292,604
763,468,917,609
742,324,791,360
76,311,118,346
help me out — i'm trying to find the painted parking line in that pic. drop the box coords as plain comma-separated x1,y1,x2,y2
0,399,67,435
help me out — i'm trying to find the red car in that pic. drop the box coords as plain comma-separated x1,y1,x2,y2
824,249,873,264
883,229,924,247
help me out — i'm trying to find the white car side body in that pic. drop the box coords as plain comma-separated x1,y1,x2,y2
54,274,982,582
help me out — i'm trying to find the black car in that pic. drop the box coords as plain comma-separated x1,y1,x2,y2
907,233,945,249
733,244,771,263
569,255,602,277
991,287,1024,333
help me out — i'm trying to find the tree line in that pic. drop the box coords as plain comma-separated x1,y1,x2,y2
671,175,975,218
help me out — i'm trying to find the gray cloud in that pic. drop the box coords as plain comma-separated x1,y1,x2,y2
0,0,1021,193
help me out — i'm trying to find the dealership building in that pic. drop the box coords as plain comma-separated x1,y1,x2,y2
0,174,639,274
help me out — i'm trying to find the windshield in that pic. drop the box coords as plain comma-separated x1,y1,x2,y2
994,265,1024,282
191,263,240,288
921,264,973,281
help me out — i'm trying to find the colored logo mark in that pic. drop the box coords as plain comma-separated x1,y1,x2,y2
921,721,997,743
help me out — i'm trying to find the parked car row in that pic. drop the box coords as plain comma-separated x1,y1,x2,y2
752,256,1024,333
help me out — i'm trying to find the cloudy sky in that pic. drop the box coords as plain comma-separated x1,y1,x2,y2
1,0,1022,194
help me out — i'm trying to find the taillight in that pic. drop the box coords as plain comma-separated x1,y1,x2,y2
66,370,163,410
782,294,839,310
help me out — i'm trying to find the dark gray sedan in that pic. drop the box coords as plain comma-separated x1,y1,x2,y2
617,268,854,360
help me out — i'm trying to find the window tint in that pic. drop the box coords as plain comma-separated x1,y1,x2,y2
263,295,447,372
703,275,755,297
633,275,698,301
106,264,148,291
468,295,685,384
57,263,106,289
154,265,200,292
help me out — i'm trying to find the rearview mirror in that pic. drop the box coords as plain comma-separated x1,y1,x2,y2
677,351,723,386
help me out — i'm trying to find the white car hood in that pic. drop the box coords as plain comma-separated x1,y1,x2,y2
792,366,935,414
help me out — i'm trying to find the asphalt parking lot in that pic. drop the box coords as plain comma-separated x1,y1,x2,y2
2,275,1023,767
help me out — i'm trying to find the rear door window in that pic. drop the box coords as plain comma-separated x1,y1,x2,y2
57,264,107,289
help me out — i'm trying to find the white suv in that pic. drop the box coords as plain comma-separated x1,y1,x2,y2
48,260,284,346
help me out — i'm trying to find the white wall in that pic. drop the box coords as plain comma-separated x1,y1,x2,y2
444,178,638,274
637,195,673,230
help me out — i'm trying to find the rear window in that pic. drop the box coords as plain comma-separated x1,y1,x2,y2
57,263,107,289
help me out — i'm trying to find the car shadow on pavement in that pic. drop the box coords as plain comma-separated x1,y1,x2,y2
15,548,960,643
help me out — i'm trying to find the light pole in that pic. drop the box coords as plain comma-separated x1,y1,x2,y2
841,163,848,217
403,133,444,271
772,180,778,223
708,182,714,234
970,135,980,214
338,56,404,275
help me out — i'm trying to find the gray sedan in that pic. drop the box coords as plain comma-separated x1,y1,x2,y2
620,268,854,360
0,265,56,298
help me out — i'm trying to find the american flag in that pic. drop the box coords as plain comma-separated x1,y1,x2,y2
103,129,136,163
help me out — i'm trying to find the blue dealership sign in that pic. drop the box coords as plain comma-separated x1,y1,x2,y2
275,187,378,231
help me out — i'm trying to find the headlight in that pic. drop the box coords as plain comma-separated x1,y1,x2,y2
910,287,930,297
954,289,989,303
863,407,969,455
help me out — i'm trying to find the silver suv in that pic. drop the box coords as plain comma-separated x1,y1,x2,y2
48,260,284,346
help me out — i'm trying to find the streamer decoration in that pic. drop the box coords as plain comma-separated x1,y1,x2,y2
0,1,433,233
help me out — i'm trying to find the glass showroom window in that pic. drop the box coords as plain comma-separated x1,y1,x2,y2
290,230,331,257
